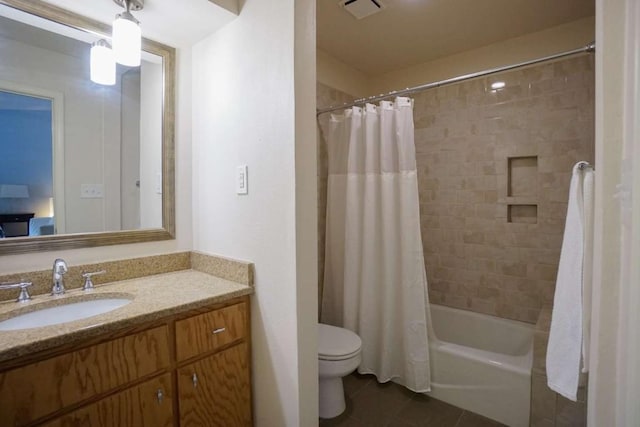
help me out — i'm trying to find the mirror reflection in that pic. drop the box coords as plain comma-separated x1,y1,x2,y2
0,5,163,239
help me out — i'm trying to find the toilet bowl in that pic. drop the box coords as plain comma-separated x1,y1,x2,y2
318,323,362,419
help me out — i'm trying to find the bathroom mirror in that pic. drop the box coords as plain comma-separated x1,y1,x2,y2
0,0,175,255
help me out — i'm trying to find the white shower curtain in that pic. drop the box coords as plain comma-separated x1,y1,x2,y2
321,97,431,392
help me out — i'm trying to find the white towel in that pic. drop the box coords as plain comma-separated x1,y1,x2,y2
546,161,594,401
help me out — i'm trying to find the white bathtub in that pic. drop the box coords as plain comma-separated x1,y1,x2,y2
427,304,534,427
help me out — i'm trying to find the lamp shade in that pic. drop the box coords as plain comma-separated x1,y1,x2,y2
90,40,116,85
113,12,141,67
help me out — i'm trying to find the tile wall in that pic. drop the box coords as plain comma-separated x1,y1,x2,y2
317,54,595,324
414,55,595,323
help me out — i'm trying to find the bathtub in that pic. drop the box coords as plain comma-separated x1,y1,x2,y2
427,304,534,427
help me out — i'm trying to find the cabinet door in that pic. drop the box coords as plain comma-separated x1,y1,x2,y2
178,342,251,427
0,325,170,426
43,374,173,427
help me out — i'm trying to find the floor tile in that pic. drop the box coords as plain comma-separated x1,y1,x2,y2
393,394,463,427
320,414,366,427
455,411,506,427
343,373,373,398
320,396,356,425
348,380,413,426
320,378,512,427
385,418,420,427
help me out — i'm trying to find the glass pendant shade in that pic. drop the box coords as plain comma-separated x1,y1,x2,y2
90,40,116,85
112,12,141,67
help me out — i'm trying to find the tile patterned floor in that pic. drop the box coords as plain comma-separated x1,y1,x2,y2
320,373,507,427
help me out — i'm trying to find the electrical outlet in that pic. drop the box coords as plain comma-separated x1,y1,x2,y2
80,184,104,198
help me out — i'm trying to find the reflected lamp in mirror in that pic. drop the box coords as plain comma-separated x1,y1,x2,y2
0,184,29,199
90,39,115,85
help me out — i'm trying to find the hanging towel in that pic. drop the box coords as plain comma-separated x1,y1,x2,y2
546,161,595,401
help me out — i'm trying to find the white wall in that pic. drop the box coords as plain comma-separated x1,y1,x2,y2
294,0,319,424
588,0,624,424
191,0,316,424
139,61,163,229
317,48,370,98
120,69,141,230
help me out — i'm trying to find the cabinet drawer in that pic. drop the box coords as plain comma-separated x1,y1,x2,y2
0,325,170,426
175,302,247,361
43,373,174,427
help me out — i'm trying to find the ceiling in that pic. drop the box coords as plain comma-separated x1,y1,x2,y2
0,14,88,59
41,0,237,48
317,0,595,75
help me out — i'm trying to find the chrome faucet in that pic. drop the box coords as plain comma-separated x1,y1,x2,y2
0,281,32,302
52,258,68,295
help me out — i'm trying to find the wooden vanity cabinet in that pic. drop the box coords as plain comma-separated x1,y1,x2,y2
0,296,251,427
175,301,251,427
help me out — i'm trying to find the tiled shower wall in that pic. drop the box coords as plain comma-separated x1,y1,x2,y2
415,55,594,323
317,54,594,323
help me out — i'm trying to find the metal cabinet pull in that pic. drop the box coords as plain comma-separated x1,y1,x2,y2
192,373,199,388
212,327,226,335
157,388,164,404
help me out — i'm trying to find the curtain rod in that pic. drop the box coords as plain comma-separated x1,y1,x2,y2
316,41,596,116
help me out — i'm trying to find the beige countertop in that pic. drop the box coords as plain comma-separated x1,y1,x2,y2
0,269,253,364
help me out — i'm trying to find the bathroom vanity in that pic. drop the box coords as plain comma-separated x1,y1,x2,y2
0,269,253,427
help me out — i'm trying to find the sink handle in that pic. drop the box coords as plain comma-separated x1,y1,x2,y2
0,282,32,303
81,270,106,291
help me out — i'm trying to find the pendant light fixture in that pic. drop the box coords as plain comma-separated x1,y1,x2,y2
112,0,144,67
90,39,116,85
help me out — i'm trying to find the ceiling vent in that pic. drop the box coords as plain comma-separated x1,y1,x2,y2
340,0,384,20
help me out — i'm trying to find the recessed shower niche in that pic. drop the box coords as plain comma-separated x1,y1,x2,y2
507,156,538,223
507,204,538,224
508,156,538,196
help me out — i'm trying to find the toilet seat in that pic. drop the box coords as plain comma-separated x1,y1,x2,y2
319,323,362,361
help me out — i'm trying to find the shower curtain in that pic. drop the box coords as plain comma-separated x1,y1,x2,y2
321,97,431,392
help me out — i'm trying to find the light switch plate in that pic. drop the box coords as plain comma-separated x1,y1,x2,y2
236,165,248,195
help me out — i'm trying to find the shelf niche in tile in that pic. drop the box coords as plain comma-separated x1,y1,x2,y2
508,204,538,224
508,156,538,197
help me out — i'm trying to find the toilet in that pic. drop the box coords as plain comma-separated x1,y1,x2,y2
318,323,362,419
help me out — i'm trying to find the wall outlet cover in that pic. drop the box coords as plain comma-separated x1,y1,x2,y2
80,184,104,198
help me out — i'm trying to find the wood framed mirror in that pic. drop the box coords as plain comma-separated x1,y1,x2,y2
0,0,175,255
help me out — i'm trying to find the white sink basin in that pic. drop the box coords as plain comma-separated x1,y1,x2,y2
0,298,132,331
